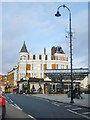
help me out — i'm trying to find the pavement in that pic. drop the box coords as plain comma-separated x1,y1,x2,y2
32,94,90,108
5,101,34,119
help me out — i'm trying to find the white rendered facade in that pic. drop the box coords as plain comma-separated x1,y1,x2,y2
18,42,69,81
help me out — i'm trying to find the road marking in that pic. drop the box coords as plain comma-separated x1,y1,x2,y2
52,102,58,104
64,105,71,107
43,99,49,102
10,104,16,107
7,97,9,99
57,103,63,105
72,108,83,110
6,95,22,111
9,99,13,103
6,96,14,104
28,114,36,120
35,97,43,100
26,94,29,96
14,104,22,111
82,112,90,115
52,102,60,107
67,109,90,119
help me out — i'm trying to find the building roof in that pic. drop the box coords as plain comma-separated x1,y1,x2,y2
51,46,65,55
20,41,28,53
44,68,89,80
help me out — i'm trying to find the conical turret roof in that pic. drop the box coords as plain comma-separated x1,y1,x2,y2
20,41,28,53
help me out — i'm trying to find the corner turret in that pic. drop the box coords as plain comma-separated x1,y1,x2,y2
19,41,29,60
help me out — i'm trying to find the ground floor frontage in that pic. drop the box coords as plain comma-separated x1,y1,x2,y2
16,77,81,94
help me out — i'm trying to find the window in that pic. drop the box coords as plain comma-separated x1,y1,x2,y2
66,65,68,69
20,56,22,60
62,65,64,69
32,64,33,70
4,77,7,80
52,64,55,69
27,64,31,70
44,64,47,70
44,74,46,78
61,65,64,69
67,57,68,61
64,57,66,61
40,64,42,70
56,64,58,69
53,85,55,90
39,55,41,60
23,55,26,60
63,85,68,89
33,55,35,60
45,55,47,60
58,57,60,60
26,73,30,78
40,73,42,78
51,56,53,60
55,56,58,60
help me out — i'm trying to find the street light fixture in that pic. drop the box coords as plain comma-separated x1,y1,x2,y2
55,11,61,17
55,4,74,103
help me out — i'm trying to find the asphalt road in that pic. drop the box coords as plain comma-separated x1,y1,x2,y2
5,94,90,120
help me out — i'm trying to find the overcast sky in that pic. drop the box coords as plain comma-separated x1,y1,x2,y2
0,1,88,75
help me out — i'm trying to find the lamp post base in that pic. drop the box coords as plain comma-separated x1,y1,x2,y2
70,100,74,103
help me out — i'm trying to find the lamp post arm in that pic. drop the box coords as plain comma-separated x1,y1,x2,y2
57,5,64,11
57,5,71,14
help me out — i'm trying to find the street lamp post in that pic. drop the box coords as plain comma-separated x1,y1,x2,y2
55,4,74,103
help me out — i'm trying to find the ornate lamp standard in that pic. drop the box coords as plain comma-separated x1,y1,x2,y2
55,4,74,103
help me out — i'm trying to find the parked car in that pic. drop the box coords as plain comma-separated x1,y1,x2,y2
0,93,6,119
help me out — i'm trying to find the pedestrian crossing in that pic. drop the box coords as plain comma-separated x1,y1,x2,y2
51,101,90,119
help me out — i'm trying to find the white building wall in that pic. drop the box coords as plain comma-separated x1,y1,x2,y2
81,76,88,88
88,74,90,85
18,51,69,80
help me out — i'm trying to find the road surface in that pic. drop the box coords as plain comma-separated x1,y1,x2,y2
5,94,90,119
